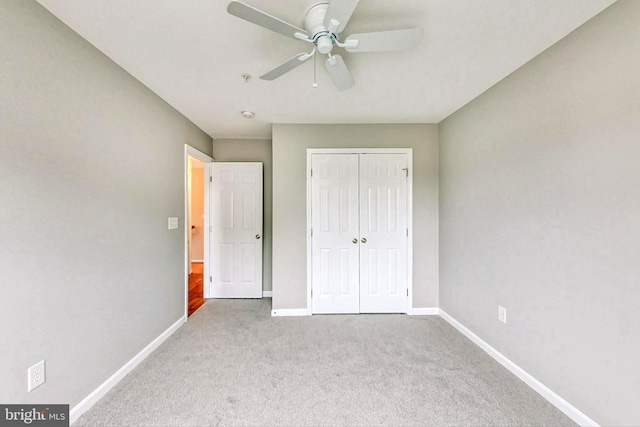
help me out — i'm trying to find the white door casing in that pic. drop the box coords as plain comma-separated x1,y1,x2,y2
359,154,408,313
210,162,263,298
309,151,409,314
311,154,360,313
184,145,213,314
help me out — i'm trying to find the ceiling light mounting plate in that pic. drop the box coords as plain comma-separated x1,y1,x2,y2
241,110,255,119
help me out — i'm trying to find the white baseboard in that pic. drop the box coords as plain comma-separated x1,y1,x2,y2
272,307,439,316
69,315,187,425
271,308,311,317
438,310,599,427
407,307,440,315
262,291,273,297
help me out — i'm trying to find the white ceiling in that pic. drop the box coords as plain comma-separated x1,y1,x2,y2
35,0,616,139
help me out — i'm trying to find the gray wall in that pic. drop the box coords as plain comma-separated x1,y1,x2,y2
0,0,212,407
272,124,439,310
439,1,640,425
212,139,273,293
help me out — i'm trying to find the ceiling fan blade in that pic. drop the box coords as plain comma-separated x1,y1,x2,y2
227,1,307,39
324,0,360,34
325,55,355,91
345,28,423,53
260,53,311,81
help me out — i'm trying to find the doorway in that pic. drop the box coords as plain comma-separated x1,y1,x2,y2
187,156,205,315
184,145,213,318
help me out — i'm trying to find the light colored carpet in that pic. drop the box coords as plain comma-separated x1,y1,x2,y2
74,299,575,426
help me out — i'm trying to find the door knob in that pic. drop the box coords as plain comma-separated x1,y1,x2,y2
352,238,358,244
361,238,367,243
256,234,261,240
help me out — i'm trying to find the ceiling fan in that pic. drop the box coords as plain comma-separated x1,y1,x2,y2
227,0,423,91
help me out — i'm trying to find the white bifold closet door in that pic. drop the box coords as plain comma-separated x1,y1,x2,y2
311,154,360,313
359,154,408,313
311,153,408,314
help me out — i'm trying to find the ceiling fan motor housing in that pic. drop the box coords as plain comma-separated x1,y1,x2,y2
305,3,334,54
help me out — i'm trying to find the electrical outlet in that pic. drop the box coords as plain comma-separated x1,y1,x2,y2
498,306,507,324
27,360,45,392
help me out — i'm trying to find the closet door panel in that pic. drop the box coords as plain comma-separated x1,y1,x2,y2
311,154,360,314
359,154,408,313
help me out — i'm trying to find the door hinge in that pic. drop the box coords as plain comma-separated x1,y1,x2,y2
209,176,212,182
210,226,213,233
310,169,313,177
406,228,408,236
209,276,212,283
311,228,313,237
311,288,313,297
406,289,409,297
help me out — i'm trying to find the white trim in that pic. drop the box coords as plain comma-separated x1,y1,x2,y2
407,307,439,315
204,162,212,298
306,152,313,313
184,145,214,316
405,150,413,314
190,259,204,263
69,315,186,424
306,148,413,315
438,310,599,427
271,308,311,317
307,148,412,154
263,291,273,297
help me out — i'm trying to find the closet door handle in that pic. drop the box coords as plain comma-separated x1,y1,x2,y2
361,238,367,243
352,238,358,244
256,234,261,240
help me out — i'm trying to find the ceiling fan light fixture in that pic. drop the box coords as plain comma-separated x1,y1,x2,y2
226,0,423,91
241,111,255,119
316,35,333,54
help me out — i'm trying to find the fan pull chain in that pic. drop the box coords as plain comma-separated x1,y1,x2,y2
312,50,318,88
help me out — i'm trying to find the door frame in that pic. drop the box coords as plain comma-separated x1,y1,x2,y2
306,148,413,314
184,145,214,318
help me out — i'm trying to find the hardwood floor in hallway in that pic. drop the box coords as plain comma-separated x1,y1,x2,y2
188,262,205,316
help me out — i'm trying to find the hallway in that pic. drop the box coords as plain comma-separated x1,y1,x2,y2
188,262,205,316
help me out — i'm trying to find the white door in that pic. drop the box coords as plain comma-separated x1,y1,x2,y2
210,162,263,298
311,154,360,313
310,153,408,314
359,154,408,313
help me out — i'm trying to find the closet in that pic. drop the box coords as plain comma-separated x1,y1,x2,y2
310,152,410,313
